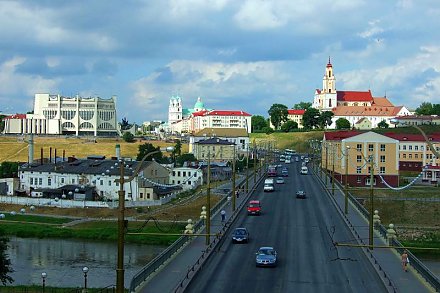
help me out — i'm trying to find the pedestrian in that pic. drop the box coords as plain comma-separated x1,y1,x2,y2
235,190,239,199
221,209,226,222
401,250,409,272
227,195,231,205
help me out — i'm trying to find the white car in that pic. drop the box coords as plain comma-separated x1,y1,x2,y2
276,177,284,184
300,166,308,175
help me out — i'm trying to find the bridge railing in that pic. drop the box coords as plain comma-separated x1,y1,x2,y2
322,171,440,292
129,176,247,292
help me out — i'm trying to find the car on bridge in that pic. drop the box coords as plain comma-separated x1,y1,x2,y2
296,190,306,199
247,200,261,215
232,227,249,244
255,246,277,267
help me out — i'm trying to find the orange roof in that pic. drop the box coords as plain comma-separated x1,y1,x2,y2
332,105,401,116
337,91,373,102
4,114,27,119
373,97,394,107
287,109,305,115
207,110,251,116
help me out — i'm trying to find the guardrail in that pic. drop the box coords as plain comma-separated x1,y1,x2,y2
129,175,248,292
321,171,440,292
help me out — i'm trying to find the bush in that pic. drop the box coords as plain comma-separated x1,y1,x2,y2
122,132,135,143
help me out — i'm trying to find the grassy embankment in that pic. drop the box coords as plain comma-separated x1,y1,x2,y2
0,286,127,293
250,131,323,151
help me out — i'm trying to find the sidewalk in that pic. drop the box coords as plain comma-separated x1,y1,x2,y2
317,170,435,293
137,173,263,293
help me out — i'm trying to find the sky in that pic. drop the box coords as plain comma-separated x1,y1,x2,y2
1,0,439,123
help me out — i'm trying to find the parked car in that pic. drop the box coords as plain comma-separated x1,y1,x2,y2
232,227,249,243
255,247,277,267
296,190,306,199
276,177,284,184
247,200,261,215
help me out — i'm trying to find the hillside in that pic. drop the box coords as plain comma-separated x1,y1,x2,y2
250,131,324,151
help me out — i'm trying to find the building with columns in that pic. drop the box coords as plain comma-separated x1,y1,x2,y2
3,93,119,136
312,58,411,129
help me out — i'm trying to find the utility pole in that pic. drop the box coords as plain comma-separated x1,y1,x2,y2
116,163,125,293
325,143,329,186
344,146,350,214
253,140,257,184
232,144,236,211
332,144,335,196
206,149,211,245
246,144,249,193
369,155,374,250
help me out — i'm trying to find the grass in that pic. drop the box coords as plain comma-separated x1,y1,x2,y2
0,213,73,224
250,131,323,152
0,286,125,292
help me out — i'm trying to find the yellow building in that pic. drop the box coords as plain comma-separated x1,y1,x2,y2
193,137,235,161
322,131,399,187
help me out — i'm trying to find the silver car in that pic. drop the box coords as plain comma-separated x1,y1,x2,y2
256,247,277,267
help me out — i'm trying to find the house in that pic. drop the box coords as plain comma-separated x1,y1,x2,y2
391,115,440,127
18,156,171,201
189,128,249,154
169,167,203,190
193,138,236,162
355,117,372,130
270,109,306,129
322,131,400,187
0,178,20,196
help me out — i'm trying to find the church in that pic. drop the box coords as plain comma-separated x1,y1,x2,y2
312,58,411,129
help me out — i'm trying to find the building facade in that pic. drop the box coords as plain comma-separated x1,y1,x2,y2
189,128,249,154
3,94,119,136
193,138,235,161
169,167,203,190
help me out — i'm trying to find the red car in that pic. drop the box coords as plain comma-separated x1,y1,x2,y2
247,200,261,215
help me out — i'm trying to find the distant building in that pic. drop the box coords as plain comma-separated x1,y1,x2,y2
355,117,372,130
189,128,249,154
312,58,411,129
270,109,306,129
3,93,119,136
193,138,235,161
169,167,203,190
391,115,440,127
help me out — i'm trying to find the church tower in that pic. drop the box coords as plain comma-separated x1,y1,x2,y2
323,57,336,94
168,95,182,125
312,57,338,111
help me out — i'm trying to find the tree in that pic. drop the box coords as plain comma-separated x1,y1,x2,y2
335,118,351,130
251,115,268,132
0,162,19,178
415,102,433,115
280,120,298,132
0,230,13,285
122,132,135,143
318,111,334,129
136,143,163,162
302,108,320,129
176,153,197,167
432,104,440,115
293,102,312,110
262,126,274,134
268,104,288,130
377,120,389,129
0,115,5,133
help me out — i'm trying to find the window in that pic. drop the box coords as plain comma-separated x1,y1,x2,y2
356,144,362,151
61,178,65,184
365,178,377,186
356,166,362,174
380,167,385,174
30,178,34,185
421,146,424,151
380,144,386,151
71,179,75,184
100,180,103,185
368,144,374,152
140,193,144,199
357,176,361,183
409,145,413,150
183,171,186,177
415,154,418,159
178,171,181,177
380,155,385,163
48,178,52,186
415,146,419,151
173,171,176,176
357,155,362,163
409,154,412,159
403,145,407,150
368,166,371,174
194,172,197,177
108,180,111,186
403,154,407,159
39,178,42,185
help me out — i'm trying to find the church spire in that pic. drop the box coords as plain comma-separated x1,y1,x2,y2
327,56,332,68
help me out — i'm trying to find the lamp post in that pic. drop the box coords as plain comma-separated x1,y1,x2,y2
232,143,236,211
325,142,329,185
246,143,249,193
82,266,89,292
331,143,335,196
344,146,350,214
41,272,47,293
206,148,211,245
368,155,374,250
253,140,257,184
116,146,174,293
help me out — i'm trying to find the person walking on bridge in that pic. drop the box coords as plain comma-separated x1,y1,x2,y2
221,209,226,223
401,250,409,272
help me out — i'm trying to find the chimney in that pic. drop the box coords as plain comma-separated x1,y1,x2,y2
54,149,57,164
28,134,34,163
40,148,43,165
115,144,121,159
63,150,65,162
50,147,52,163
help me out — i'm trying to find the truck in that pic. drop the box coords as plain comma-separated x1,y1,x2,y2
264,178,275,192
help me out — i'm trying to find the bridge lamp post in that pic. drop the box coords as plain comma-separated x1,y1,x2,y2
41,272,47,293
231,143,236,211
206,148,212,245
344,146,350,214
116,146,174,293
246,143,250,193
82,266,89,292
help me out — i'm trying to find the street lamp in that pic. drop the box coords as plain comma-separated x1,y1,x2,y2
41,272,47,293
206,148,212,245
82,266,89,291
331,143,336,196
344,146,350,214
231,143,237,211
116,146,174,293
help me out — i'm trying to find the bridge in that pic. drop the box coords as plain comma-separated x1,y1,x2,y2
130,159,439,292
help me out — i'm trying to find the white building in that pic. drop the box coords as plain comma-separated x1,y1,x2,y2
18,157,170,201
3,93,119,136
169,167,203,190
312,58,411,129
189,128,249,154
191,110,252,134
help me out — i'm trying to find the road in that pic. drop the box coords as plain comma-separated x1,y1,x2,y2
186,160,386,293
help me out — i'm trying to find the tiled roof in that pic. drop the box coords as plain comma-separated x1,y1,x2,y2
192,110,209,117
287,109,305,115
383,133,440,142
426,165,440,170
337,91,373,102
332,105,400,116
195,137,235,145
324,130,363,141
207,110,251,117
194,128,248,137
373,97,394,107
4,114,27,119
394,115,440,121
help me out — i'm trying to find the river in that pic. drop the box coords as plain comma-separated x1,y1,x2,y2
7,237,165,289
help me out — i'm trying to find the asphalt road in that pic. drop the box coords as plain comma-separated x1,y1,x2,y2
185,160,386,293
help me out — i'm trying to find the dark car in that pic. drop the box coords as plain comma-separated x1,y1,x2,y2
256,246,277,267
282,170,288,177
296,190,306,199
232,228,249,244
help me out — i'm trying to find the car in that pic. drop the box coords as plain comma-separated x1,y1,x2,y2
232,228,249,243
300,166,308,175
296,190,306,199
304,157,309,163
295,157,299,162
277,164,283,168
255,246,277,267
281,170,288,177
285,159,291,164
301,155,304,160
276,177,284,184
247,200,261,215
